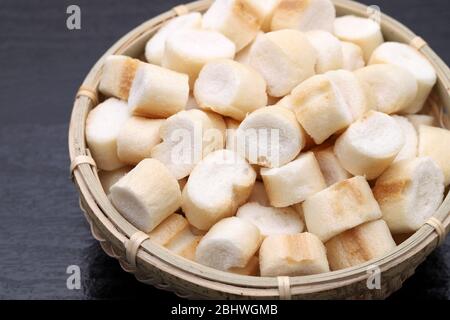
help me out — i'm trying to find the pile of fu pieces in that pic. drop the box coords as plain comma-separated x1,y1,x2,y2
85,0,450,277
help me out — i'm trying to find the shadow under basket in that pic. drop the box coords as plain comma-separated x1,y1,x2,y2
68,0,450,299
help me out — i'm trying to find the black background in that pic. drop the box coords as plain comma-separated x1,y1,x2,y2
0,0,448,299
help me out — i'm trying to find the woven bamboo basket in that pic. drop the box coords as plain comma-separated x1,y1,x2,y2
69,0,450,299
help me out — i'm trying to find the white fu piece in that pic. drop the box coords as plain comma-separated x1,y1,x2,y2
116,116,164,165
355,64,418,115
271,0,335,33
194,59,267,121
340,41,365,71
369,42,437,113
312,145,352,186
334,111,405,180
162,29,236,87
405,115,435,132
236,106,305,168
99,55,142,100
247,30,317,97
391,116,418,163
261,152,327,207
85,98,131,171
305,30,343,74
373,157,444,234
418,125,450,186
145,12,202,66
325,220,396,270
148,213,189,246
292,71,367,144
99,166,132,195
247,0,281,32
182,150,256,230
202,0,263,51
259,233,330,277
110,159,182,233
195,217,262,270
150,109,226,180
333,15,383,62
303,176,382,242
236,202,304,237
128,63,189,118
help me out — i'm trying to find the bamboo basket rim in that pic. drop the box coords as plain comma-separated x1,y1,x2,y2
68,0,450,297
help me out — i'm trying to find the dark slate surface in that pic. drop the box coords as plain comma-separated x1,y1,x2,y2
0,0,448,300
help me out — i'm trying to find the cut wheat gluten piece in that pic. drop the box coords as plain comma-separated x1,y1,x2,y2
236,106,305,168
110,159,182,233
305,31,343,74
341,41,365,71
247,0,281,32
291,74,353,144
369,42,437,113
99,55,142,100
247,30,317,97
406,114,435,132
194,59,267,121
116,116,164,165
312,145,351,186
261,152,326,207
303,176,382,242
373,157,444,234
259,233,330,277
355,64,418,114
325,69,369,120
224,117,241,153
237,202,304,237
145,12,202,66
202,0,262,51
274,95,294,110
98,166,132,195
128,63,189,118
86,98,131,171
182,150,256,230
325,220,396,270
148,213,189,246
228,256,260,276
418,125,450,186
196,217,262,270
334,111,405,180
166,227,202,261
162,29,236,87
391,115,418,163
234,32,263,66
274,96,317,150
333,15,383,62
150,109,226,180
271,0,335,33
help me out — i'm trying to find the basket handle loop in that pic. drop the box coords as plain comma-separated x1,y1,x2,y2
277,276,292,300
173,5,189,16
425,217,446,247
70,152,97,179
125,231,150,268
76,86,99,106
410,36,427,50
